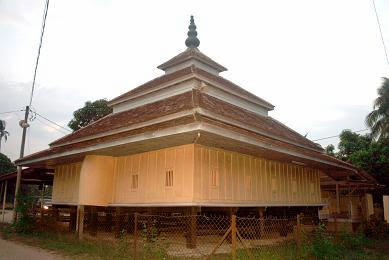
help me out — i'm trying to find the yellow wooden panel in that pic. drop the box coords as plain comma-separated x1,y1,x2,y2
52,162,82,204
111,144,195,205
225,153,232,201
193,145,322,205
78,155,114,206
174,147,184,198
218,151,225,200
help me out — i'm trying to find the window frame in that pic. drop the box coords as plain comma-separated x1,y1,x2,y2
165,169,174,188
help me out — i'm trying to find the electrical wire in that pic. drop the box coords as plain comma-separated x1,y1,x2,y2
311,128,370,142
35,117,69,135
29,0,50,107
0,110,24,115
372,0,389,68
32,110,71,132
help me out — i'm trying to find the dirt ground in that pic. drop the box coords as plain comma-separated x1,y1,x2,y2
0,237,66,260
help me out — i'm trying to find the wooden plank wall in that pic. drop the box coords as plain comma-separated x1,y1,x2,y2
321,190,363,218
194,144,322,205
78,155,115,206
52,162,82,204
112,144,194,204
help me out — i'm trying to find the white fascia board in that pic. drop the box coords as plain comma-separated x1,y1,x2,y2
22,119,351,172
53,107,319,154
18,122,202,166
51,109,196,148
109,75,196,107
108,202,325,207
110,72,273,113
52,201,78,206
200,85,268,116
113,80,197,113
200,123,357,172
195,74,274,111
197,108,320,153
164,59,220,75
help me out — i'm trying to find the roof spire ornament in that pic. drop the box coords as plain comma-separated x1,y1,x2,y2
185,15,200,48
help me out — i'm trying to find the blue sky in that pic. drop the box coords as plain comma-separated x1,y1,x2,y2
0,0,389,160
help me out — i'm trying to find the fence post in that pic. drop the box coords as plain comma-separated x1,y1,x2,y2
40,206,44,229
77,205,84,239
105,208,112,232
296,214,301,248
115,207,122,238
2,181,7,223
231,214,237,260
134,213,138,259
259,209,265,239
89,206,97,236
69,207,77,232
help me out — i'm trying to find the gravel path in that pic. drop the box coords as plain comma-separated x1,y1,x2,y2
0,237,66,260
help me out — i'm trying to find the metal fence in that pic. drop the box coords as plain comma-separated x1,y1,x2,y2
34,209,318,259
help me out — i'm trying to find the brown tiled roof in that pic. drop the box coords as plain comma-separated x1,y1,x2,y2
16,115,196,164
108,66,194,105
157,48,227,72
17,89,353,172
51,91,195,146
108,65,274,110
197,93,319,150
194,68,274,109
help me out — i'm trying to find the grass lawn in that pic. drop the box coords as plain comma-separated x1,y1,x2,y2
1,224,389,259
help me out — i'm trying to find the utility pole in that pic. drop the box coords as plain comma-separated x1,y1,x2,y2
13,106,30,222
12,0,50,224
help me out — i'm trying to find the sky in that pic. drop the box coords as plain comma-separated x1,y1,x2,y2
0,0,388,161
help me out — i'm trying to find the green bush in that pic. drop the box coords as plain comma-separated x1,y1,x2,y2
303,223,342,260
12,192,35,233
141,219,168,259
362,216,389,239
301,223,381,259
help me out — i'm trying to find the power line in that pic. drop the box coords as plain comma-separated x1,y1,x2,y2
311,128,370,142
0,110,24,115
35,117,69,135
13,0,50,224
29,0,50,107
33,110,71,132
372,0,389,68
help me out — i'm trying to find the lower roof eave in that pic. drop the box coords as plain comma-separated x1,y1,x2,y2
17,122,359,179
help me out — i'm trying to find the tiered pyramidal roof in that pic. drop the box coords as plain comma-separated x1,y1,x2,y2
16,16,374,183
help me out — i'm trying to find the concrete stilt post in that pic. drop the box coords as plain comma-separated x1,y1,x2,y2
2,181,7,223
76,205,84,239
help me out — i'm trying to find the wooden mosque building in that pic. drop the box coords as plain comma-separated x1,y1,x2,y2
16,16,375,223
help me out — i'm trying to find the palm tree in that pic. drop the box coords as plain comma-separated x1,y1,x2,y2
0,120,10,152
366,77,389,140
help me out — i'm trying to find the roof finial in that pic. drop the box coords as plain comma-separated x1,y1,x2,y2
185,15,200,48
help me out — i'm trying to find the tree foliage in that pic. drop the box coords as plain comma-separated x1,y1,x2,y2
0,120,10,152
331,130,389,188
366,77,389,140
68,99,112,131
0,153,16,175
337,130,371,161
324,144,335,156
348,137,389,186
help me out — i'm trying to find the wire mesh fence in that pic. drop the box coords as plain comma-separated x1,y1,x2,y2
31,208,319,259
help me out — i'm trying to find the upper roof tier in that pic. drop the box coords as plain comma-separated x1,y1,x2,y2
109,16,272,116
158,47,227,75
158,16,227,75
